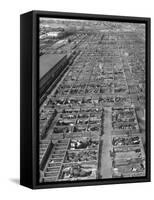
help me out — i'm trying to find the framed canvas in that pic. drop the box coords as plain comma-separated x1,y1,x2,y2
20,10,151,189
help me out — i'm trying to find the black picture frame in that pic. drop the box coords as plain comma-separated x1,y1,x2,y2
20,10,151,189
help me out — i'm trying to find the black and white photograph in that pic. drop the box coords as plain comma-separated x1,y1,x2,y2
0,0,153,197
39,16,148,183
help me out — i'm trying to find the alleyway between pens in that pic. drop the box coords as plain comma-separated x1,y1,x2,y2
100,107,112,178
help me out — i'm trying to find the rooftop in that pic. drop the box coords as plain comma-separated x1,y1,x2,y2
40,53,66,79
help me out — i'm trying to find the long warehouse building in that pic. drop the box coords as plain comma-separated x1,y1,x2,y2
39,54,68,103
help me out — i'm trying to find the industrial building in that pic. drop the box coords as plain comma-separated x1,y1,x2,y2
39,54,68,104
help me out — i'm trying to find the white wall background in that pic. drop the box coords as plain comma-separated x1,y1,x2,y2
0,0,153,199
